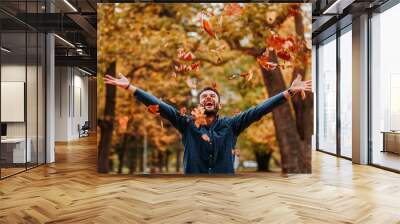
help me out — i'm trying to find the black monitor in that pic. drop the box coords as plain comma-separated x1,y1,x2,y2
1,123,6,137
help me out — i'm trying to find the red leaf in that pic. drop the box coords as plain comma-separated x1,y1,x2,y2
190,62,201,72
148,105,160,115
288,8,300,17
224,3,242,16
277,50,291,61
203,19,216,38
183,52,195,61
268,34,285,51
177,48,195,61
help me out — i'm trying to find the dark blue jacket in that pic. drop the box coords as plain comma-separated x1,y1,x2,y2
134,88,287,174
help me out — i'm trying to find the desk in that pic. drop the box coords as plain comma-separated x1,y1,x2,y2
381,131,400,154
1,138,31,163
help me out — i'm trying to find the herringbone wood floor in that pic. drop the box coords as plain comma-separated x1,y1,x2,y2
1,136,400,224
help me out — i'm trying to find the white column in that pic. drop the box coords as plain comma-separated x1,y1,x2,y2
46,32,55,163
352,14,369,164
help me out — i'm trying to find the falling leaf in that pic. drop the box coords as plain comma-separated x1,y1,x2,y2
277,50,291,61
224,3,243,16
179,107,187,116
191,106,207,128
202,19,216,39
201,134,211,143
177,48,195,61
267,33,285,50
240,70,253,82
257,54,278,71
148,104,160,115
288,8,300,17
190,62,201,71
118,116,129,132
211,81,218,89
183,52,195,61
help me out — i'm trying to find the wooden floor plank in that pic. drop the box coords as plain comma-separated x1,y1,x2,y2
0,136,400,223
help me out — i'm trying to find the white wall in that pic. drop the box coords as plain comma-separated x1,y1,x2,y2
54,67,89,141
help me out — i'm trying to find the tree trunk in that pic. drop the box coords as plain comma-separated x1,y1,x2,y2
117,133,129,174
98,62,116,173
260,51,304,173
176,145,181,172
129,137,137,175
288,9,313,173
254,150,272,172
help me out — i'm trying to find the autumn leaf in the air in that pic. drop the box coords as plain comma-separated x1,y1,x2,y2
288,8,300,17
177,48,195,61
190,62,201,72
211,81,218,89
148,104,160,115
277,50,291,61
240,70,254,82
267,32,285,51
224,3,243,16
257,53,278,71
191,106,207,128
118,116,129,132
179,107,187,116
202,18,216,39
257,54,278,71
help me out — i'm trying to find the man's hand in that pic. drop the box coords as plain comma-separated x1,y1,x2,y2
284,74,312,100
104,73,136,92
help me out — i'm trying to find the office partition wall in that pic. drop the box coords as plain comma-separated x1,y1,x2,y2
0,1,47,179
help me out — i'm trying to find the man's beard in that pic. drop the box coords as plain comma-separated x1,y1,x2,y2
204,107,219,116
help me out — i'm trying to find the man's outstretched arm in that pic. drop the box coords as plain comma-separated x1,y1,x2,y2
104,73,186,132
230,75,312,135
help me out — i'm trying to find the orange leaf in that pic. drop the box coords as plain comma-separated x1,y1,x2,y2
211,81,218,89
240,70,253,82
268,33,285,51
191,106,207,128
224,3,243,16
179,107,187,116
148,104,160,115
202,19,216,39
